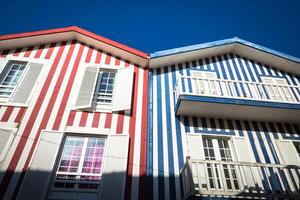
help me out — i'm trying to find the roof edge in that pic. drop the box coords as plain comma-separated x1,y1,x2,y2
150,37,300,64
0,26,148,59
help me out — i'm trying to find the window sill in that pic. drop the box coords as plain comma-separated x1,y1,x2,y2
0,101,28,107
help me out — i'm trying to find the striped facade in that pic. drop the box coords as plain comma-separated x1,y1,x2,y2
147,53,300,199
0,37,148,200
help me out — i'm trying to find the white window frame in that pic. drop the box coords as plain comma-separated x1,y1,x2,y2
0,60,28,102
261,77,294,102
93,68,117,111
51,133,108,193
0,127,17,167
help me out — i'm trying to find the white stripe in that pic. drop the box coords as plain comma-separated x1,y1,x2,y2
109,113,118,135
29,46,39,59
262,64,269,75
0,106,7,119
8,107,20,122
98,113,107,130
131,67,144,199
40,44,51,59
85,112,94,128
249,122,266,163
152,69,159,200
257,123,275,164
220,55,231,80
239,56,253,82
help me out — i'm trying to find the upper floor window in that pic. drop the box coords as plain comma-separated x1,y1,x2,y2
95,71,116,104
191,71,218,96
0,59,43,104
262,77,294,102
53,136,106,191
0,61,27,100
75,66,134,112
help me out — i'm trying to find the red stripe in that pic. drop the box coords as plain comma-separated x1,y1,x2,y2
0,42,66,198
138,69,148,199
1,106,14,122
34,44,45,58
116,111,125,134
23,46,34,57
115,57,121,65
45,43,56,59
0,50,9,58
79,112,88,127
125,65,139,200
85,46,93,63
14,107,26,123
22,41,77,179
105,53,111,64
52,43,85,130
104,113,112,128
125,60,130,67
95,50,102,64
13,48,22,56
92,112,100,128
67,110,76,126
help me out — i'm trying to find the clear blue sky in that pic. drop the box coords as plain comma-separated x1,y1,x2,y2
1,0,299,57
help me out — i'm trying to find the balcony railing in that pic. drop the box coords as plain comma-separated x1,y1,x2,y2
174,74,300,104
180,157,300,199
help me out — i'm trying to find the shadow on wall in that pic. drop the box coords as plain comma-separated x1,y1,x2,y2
181,163,300,200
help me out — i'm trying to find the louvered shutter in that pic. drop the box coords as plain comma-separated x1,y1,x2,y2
100,134,129,200
112,67,134,111
75,66,99,109
205,72,218,95
275,79,293,102
232,137,257,189
276,140,300,165
192,71,204,94
187,134,204,159
10,62,43,104
17,131,63,200
0,58,9,78
0,128,15,166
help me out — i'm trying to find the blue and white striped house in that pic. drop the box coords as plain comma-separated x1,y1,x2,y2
147,38,300,199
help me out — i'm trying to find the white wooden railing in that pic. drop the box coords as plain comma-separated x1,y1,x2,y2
180,157,300,199
174,74,300,104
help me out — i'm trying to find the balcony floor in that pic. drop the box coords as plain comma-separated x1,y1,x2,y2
175,95,300,124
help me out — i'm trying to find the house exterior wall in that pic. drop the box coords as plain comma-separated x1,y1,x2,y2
147,53,300,199
0,41,148,200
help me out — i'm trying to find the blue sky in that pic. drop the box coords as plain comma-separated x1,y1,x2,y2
1,0,299,57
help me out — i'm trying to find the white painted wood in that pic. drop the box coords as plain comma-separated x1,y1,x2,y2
17,130,63,200
74,66,99,109
187,134,204,159
10,62,43,104
0,128,15,166
100,134,129,200
232,137,254,162
276,140,300,165
112,66,134,111
0,58,9,78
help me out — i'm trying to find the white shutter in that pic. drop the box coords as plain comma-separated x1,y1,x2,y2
75,66,99,109
232,137,254,162
112,67,134,111
17,131,63,200
192,71,204,94
10,62,43,104
276,140,300,165
0,128,15,166
205,72,218,95
100,134,129,200
187,134,204,159
0,58,9,78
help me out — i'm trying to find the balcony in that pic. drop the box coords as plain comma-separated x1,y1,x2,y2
180,157,300,199
174,74,300,124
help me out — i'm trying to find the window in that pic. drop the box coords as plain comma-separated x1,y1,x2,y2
203,137,239,190
95,71,116,104
294,142,300,157
75,66,134,112
53,136,106,191
0,61,27,101
262,77,294,102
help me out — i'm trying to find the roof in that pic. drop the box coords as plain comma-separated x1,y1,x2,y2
0,26,148,67
149,37,300,75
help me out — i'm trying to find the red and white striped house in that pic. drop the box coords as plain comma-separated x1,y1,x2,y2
0,27,149,200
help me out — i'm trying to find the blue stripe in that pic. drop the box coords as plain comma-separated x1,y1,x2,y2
243,121,260,162
147,69,153,198
184,116,190,132
239,56,256,82
199,59,204,71
156,68,165,200
261,122,280,164
235,54,249,81
163,66,176,200
185,62,192,93
205,58,211,70
217,55,228,79
211,56,221,79
252,122,271,163
178,64,186,93
235,120,244,136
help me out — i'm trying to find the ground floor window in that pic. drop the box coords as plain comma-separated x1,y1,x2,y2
53,135,106,191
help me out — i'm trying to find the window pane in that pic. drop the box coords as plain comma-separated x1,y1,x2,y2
96,71,116,104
